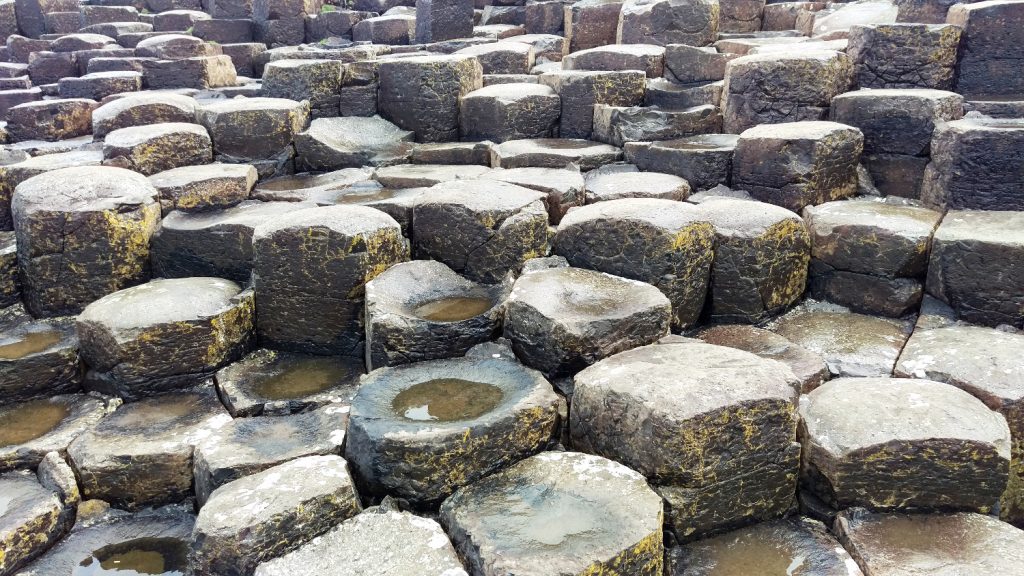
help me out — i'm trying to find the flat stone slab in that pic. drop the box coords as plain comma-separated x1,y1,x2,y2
102,121,213,176
252,168,376,203
148,162,257,215
490,138,623,170
0,395,116,472
697,324,829,393
440,451,664,575
0,470,71,574
92,91,198,140
294,116,414,171
584,170,690,204
0,313,80,404
478,166,585,224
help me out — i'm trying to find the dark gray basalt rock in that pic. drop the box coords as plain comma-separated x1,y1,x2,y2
0,467,75,575
834,509,1024,575
478,166,585,224
345,353,560,505
592,104,723,148
768,302,912,377
732,121,863,212
261,58,345,117
364,260,511,370
572,341,800,540
253,205,408,356
0,312,80,405
193,405,349,507
294,116,414,171
252,168,376,203
67,388,231,510
583,170,690,203
667,516,859,575
565,0,624,52
148,163,257,215
503,266,670,376
490,138,623,170
459,83,561,143
0,395,116,472
377,54,483,143
625,134,738,191
374,163,492,189
538,70,646,139
697,324,828,393
255,510,468,576
455,42,535,75
694,197,809,323
197,97,310,167
0,232,17,307
947,1,1024,99
416,0,474,43
562,43,666,77
215,349,363,417
5,99,96,143
895,325,1024,525
553,198,714,329
12,166,161,318
921,118,1024,211
847,23,961,90
76,278,254,399
152,200,314,284
57,71,142,101
412,180,548,284
799,377,1011,513
191,455,362,576
926,210,1024,328
90,92,199,139
102,122,212,177
411,141,493,165
440,451,664,575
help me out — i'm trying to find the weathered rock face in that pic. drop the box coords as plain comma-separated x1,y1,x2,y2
947,0,1024,99
503,266,670,376
345,353,560,505
921,118,1024,211
732,121,864,212
102,122,212,176
76,277,255,399
191,455,362,576
67,388,230,510
562,44,666,78
626,135,737,191
377,55,483,142
0,395,115,472
697,324,829,393
617,0,719,45
0,311,81,405
294,116,414,170
895,325,1024,525
12,166,161,318
668,516,861,575
479,166,585,223
253,205,408,356
835,509,1024,575
592,103,723,147
441,451,664,575
261,59,344,117
847,23,961,89
565,0,625,53
553,198,714,329
800,377,1011,513
490,138,623,170
5,99,97,142
573,341,800,540
412,180,548,284
0,467,76,575
0,151,105,231
538,70,646,139
459,83,561,143
148,163,256,215
695,197,810,323
215,349,363,417
926,210,1024,328
416,0,474,43
584,169,690,204
197,97,310,171
364,260,510,370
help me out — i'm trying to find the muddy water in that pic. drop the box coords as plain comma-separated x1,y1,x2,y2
0,399,70,447
392,378,503,422
254,357,356,401
697,533,810,575
337,188,398,204
0,329,62,360
72,537,188,576
413,296,493,322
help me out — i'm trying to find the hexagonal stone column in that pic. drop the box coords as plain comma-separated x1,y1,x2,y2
921,118,1024,210
697,325,829,392
831,88,963,198
412,180,548,284
255,510,467,576
503,266,670,376
617,0,718,45
948,0,1024,98
5,99,96,142
538,70,646,139
732,121,863,212
377,54,482,142
562,44,666,77
0,467,75,574
67,388,231,510
76,277,255,399
584,169,690,203
847,23,961,90
197,97,310,176
253,205,408,356
415,0,473,42
191,455,362,576
668,517,859,575
573,340,800,539
490,138,623,170
565,0,624,52
345,354,560,505
0,313,80,404
365,260,510,370
294,116,414,171
695,197,809,323
440,451,664,575
926,210,1024,327
553,198,714,328
625,135,738,190
12,166,160,317
91,91,198,138
804,199,942,317
896,325,1024,524
799,377,1011,513
459,83,561,142
722,51,852,133
0,395,114,472
102,122,213,177
261,59,344,118
148,163,257,215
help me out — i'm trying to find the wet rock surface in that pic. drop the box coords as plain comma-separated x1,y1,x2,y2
0,395,115,472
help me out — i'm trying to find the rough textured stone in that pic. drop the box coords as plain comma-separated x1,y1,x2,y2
91,92,198,139
377,54,483,142
191,455,362,576
459,83,561,142
948,0,1024,99
440,451,664,576
5,99,96,143
618,0,718,45
143,55,238,90
12,166,160,317
625,135,737,190
564,0,623,52
102,122,212,176
584,170,689,203
148,163,256,215
563,43,666,77
0,469,73,575
0,395,115,472
921,118,1024,211
538,70,646,139
847,23,961,89
490,138,623,170
455,42,534,75
295,116,414,171
573,340,799,539
697,324,828,392
253,205,408,356
0,312,80,404
592,104,723,147
57,71,141,101
76,277,255,399
554,198,714,328
416,0,473,42
198,97,310,164
800,377,1011,513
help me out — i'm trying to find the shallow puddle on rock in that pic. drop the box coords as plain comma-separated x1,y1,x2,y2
562,288,621,317
500,487,601,547
337,188,397,204
72,537,188,576
392,378,503,422
254,357,355,401
113,396,196,428
699,533,808,575
0,329,62,360
0,399,69,447
413,296,493,322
